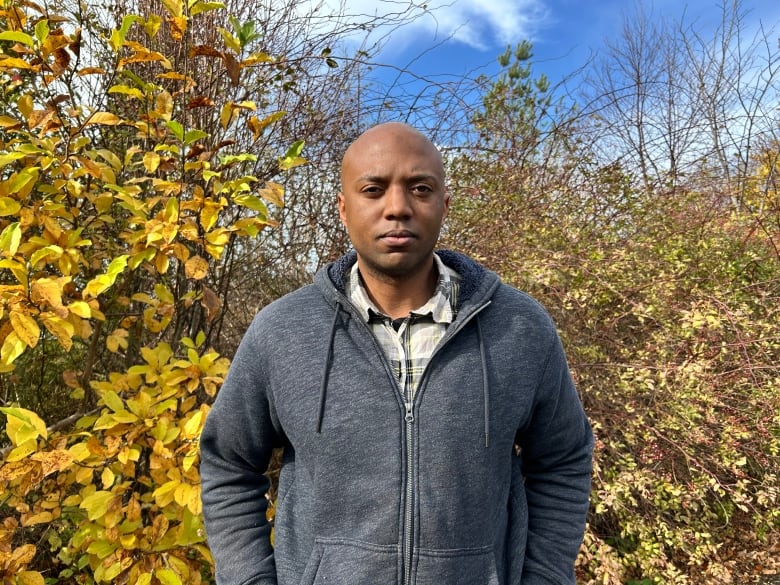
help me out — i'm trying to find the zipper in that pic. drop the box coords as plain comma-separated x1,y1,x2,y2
403,400,414,585
332,288,492,585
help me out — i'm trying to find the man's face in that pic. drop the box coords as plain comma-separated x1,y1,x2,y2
338,125,450,282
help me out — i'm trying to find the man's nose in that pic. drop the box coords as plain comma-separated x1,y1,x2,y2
384,184,412,219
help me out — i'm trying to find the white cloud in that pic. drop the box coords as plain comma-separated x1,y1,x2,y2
301,0,551,53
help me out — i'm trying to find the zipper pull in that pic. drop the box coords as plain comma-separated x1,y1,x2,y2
404,402,414,423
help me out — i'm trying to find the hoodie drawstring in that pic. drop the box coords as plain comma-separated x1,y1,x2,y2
316,302,341,433
316,300,490,449
476,316,490,448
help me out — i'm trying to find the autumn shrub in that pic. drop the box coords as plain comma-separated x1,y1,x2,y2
446,162,780,582
442,40,779,583
0,0,306,582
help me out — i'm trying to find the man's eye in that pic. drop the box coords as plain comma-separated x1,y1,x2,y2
412,185,433,194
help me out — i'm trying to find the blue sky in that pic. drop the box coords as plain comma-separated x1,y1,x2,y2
334,0,780,91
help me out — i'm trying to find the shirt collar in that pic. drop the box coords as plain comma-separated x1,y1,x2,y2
347,253,458,324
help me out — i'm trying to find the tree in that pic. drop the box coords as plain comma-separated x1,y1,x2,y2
580,0,780,204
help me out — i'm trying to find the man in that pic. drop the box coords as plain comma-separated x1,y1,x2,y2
200,122,593,585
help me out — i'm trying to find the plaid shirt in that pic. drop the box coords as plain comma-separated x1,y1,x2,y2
346,254,461,401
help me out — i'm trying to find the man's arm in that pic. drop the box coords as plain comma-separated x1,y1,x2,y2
520,332,594,585
200,322,280,585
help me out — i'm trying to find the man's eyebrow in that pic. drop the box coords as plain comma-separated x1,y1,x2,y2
353,174,387,183
351,172,442,184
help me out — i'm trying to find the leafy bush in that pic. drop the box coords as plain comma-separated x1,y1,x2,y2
0,0,300,582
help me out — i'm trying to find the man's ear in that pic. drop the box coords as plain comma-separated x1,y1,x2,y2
337,192,347,226
441,188,451,225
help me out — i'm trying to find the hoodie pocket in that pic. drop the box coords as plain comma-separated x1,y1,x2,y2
298,537,399,585
414,545,500,585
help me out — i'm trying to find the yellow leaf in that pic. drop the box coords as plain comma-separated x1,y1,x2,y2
79,490,117,521
154,283,175,304
143,151,161,172
84,255,127,297
0,331,26,367
145,14,162,38
31,449,74,475
219,102,234,129
41,315,75,350
0,406,48,445
68,300,92,318
30,278,66,315
155,568,182,585
217,28,241,53
6,439,37,461
101,467,115,488
0,57,34,69
184,255,209,280
0,115,22,129
153,479,179,508
10,311,41,348
101,389,127,414
160,0,183,17
86,111,122,126
0,459,37,481
182,410,203,439
0,222,22,256
22,511,53,526
16,571,45,585
155,90,174,121
0,31,34,46
241,51,274,66
77,66,107,76
106,328,129,353
0,196,22,216
75,465,93,485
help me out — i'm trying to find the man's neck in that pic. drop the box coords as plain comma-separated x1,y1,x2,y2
358,259,438,320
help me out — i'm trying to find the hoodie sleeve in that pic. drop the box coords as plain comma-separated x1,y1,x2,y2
519,329,594,585
200,317,280,585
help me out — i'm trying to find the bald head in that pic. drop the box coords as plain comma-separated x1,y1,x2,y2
341,122,445,187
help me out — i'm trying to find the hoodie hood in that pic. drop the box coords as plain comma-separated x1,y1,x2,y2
313,250,500,446
319,249,499,314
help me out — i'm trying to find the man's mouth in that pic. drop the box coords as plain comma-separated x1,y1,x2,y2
380,230,416,245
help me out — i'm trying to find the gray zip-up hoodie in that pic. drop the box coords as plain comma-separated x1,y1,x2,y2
200,250,593,585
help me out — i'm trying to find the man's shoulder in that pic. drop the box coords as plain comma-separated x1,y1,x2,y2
247,282,328,332
484,281,560,335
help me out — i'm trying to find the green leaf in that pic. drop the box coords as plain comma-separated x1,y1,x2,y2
0,222,22,256
189,1,225,16
184,129,208,145
0,197,21,217
0,407,48,445
166,120,184,142
0,31,35,47
79,491,116,521
279,139,307,170
233,194,267,213
155,568,182,585
34,19,50,43
218,27,241,53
